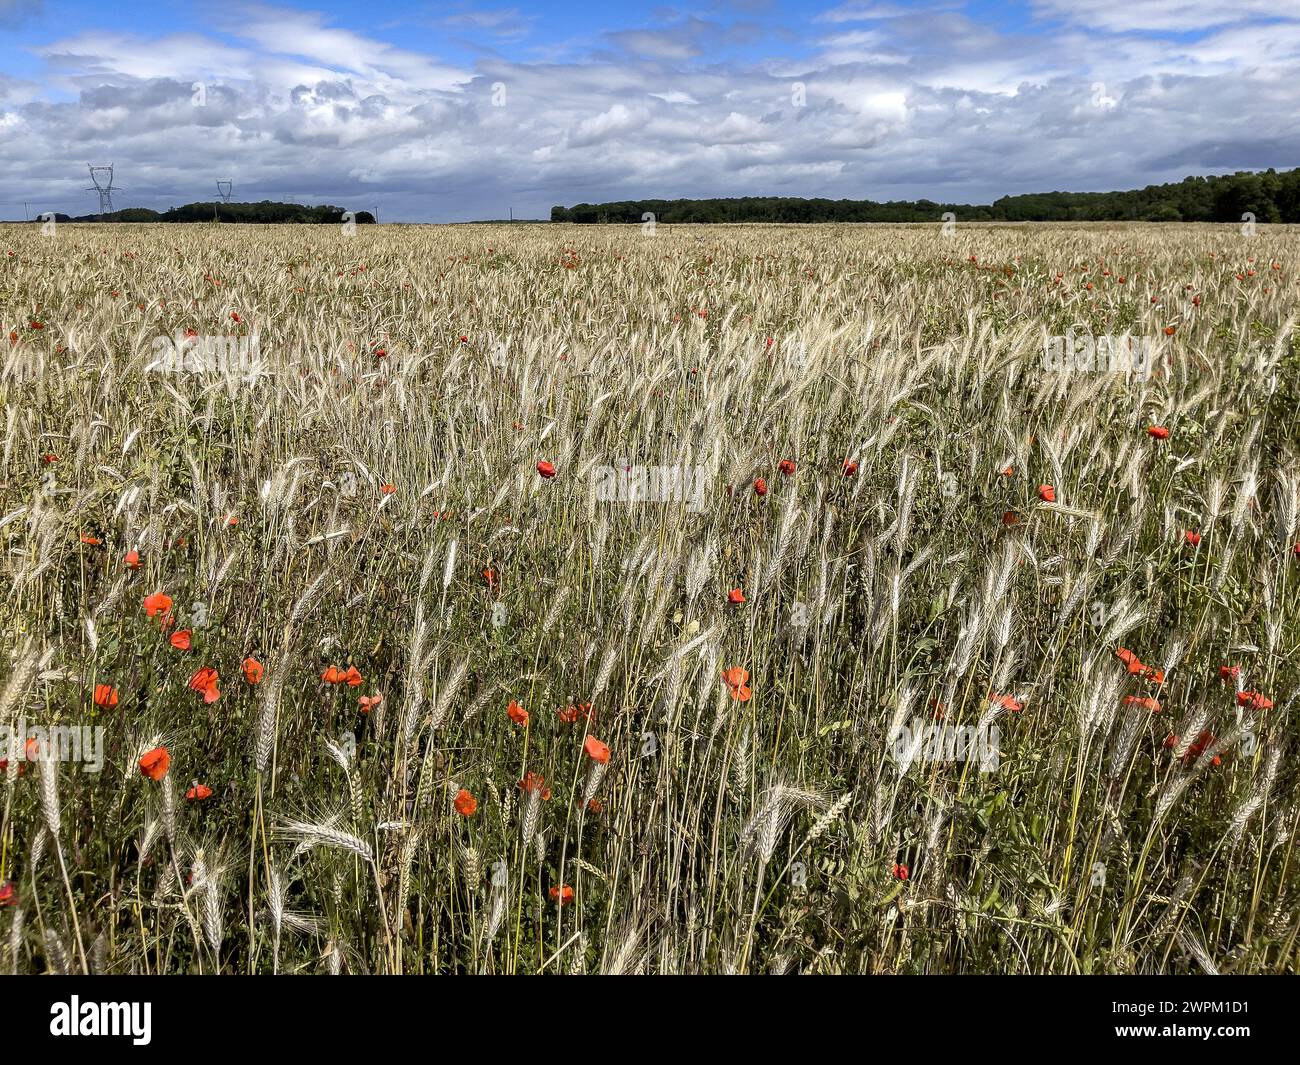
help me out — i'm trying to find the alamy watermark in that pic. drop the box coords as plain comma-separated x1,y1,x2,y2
3,718,105,773
1043,331,1154,376
594,461,709,512
148,330,261,375
890,716,1000,773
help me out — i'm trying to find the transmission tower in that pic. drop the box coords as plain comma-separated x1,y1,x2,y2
86,164,120,218
216,180,233,203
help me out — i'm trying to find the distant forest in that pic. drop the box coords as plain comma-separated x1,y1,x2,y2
551,168,1300,224
40,201,377,224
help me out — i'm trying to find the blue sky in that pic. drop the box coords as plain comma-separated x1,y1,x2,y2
1,0,1297,220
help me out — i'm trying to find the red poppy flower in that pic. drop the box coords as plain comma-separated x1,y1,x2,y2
188,666,221,703
169,630,192,651
584,736,610,764
518,772,551,800
186,783,213,801
507,699,528,726
842,460,858,476
124,550,140,569
242,657,264,684
727,587,746,605
892,863,909,881
322,666,344,684
721,666,752,702
1002,510,1020,526
1184,530,1201,546
990,693,1022,713
0,882,15,906
359,694,383,713
1164,325,1176,336
550,885,574,905
1174,731,1221,767
42,453,58,464
139,746,170,781
344,665,363,687
586,798,602,813
1001,465,1014,476
143,591,173,617
1218,664,1240,681
556,704,580,723
93,684,119,708
79,533,101,546
1147,425,1169,439
778,459,796,476
1038,484,1055,503
482,567,497,588
1238,690,1273,711
1123,695,1161,713
753,478,767,497
536,460,557,479
454,788,477,816
380,483,395,494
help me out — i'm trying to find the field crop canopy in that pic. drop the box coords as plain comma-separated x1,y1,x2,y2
0,219,1297,976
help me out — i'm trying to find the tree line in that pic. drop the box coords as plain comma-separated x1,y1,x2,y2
550,169,1300,224
41,201,376,225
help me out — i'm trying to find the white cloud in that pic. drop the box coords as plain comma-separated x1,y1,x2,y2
2,2,1299,221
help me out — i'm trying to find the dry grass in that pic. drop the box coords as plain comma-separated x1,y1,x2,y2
0,219,1297,974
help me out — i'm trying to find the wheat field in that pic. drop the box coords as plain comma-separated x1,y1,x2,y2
0,220,1297,974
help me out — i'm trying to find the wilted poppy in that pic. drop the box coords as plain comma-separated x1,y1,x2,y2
359,694,383,713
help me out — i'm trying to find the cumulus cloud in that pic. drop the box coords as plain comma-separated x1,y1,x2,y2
1,1,1297,221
